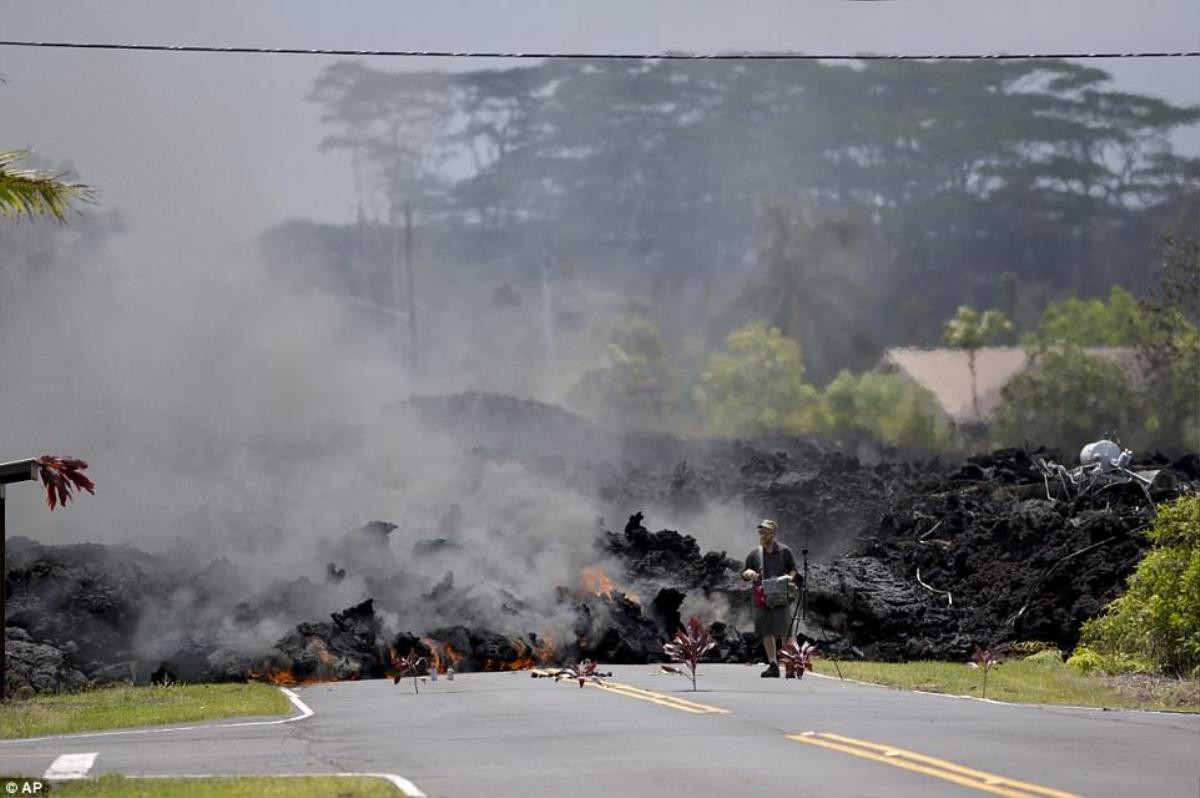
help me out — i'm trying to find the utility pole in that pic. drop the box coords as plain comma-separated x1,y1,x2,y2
389,201,419,379
541,253,557,368
404,202,418,377
0,459,38,702
389,200,405,364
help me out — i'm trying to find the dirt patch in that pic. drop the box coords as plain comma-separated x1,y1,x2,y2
1102,673,1200,711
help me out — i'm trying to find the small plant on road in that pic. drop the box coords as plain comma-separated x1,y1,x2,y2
662,616,717,691
555,659,606,688
392,650,427,694
779,639,821,679
968,644,1007,698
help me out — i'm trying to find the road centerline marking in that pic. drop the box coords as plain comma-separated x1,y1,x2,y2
44,752,98,780
816,732,1078,798
538,671,730,714
598,681,731,714
788,732,1078,798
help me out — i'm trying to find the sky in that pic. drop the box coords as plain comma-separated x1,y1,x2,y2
1,0,1197,263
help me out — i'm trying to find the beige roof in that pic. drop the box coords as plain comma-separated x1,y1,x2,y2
878,346,1141,425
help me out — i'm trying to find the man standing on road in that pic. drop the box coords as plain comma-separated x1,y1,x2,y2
741,519,797,678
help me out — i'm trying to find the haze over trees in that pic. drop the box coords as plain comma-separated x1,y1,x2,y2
253,57,1197,452
995,235,1199,453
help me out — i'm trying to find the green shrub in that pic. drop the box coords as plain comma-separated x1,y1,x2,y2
992,346,1141,453
1065,645,1105,674
567,314,684,429
1023,648,1065,667
1075,495,1200,676
693,321,821,437
813,370,953,450
1066,646,1156,675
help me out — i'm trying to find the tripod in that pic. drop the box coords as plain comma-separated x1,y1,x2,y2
786,548,808,639
786,548,844,680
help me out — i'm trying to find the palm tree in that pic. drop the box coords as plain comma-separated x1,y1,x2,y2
0,149,91,221
733,204,871,381
942,305,1013,422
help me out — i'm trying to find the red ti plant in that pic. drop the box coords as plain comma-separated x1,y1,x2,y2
36,456,95,510
392,649,427,694
778,639,821,679
662,616,716,692
555,659,605,689
968,644,1007,698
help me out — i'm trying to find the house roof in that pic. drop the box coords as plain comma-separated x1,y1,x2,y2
878,346,1142,425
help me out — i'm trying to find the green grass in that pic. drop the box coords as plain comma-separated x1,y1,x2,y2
25,774,404,797
811,658,1200,712
0,683,292,739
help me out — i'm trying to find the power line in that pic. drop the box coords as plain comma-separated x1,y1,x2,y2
0,39,1197,60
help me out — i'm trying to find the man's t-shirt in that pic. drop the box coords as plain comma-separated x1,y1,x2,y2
746,544,797,581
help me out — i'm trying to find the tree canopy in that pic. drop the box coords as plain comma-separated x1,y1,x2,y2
1022,286,1149,346
301,58,1198,356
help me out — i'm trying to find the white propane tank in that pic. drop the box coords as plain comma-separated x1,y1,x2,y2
1079,440,1128,470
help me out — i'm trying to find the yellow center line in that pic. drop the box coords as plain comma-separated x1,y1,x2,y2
600,681,729,710
818,732,1078,798
787,732,1078,798
533,670,730,714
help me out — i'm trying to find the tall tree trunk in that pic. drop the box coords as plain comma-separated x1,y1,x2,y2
969,349,980,422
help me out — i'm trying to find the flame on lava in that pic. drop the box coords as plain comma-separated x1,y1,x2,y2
441,641,464,668
421,637,444,674
533,633,556,665
482,639,538,671
247,637,361,686
247,664,298,686
580,566,615,597
308,637,339,670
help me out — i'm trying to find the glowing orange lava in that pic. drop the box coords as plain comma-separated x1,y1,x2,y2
580,566,615,597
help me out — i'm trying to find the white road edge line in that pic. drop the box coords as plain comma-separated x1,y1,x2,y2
128,772,426,798
0,686,314,745
43,752,98,780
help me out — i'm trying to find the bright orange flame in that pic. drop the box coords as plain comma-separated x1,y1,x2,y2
247,664,298,686
308,638,338,669
481,639,538,671
534,633,556,665
581,566,615,597
248,640,361,686
625,591,642,606
421,637,444,674
441,642,464,667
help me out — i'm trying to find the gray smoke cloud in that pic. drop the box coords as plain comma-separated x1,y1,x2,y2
0,212,650,662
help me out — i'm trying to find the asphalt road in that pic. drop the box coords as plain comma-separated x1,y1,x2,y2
1,664,1196,797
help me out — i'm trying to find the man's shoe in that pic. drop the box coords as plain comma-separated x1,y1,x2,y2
760,663,780,678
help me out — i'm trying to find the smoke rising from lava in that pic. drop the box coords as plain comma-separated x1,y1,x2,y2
0,231,649,663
